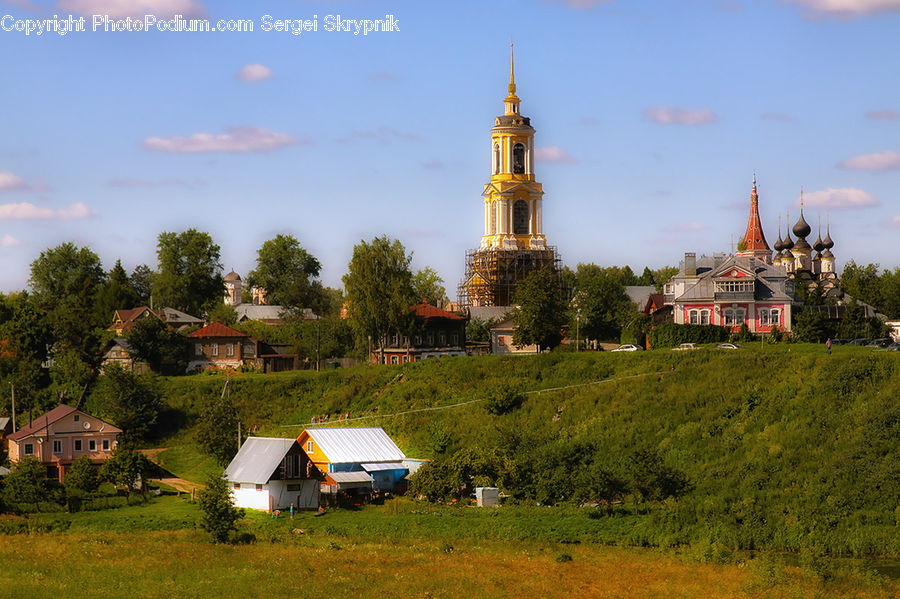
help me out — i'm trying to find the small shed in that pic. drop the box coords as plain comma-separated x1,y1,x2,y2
224,437,322,511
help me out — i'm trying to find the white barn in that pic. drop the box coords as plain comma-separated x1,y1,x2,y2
224,437,321,512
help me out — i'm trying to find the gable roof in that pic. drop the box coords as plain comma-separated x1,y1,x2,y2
234,305,286,322
108,306,161,332
225,437,297,484
0,465,9,477
187,321,248,339
411,303,464,321
625,286,655,308
157,307,203,326
303,427,406,464
0,417,10,432
7,405,123,442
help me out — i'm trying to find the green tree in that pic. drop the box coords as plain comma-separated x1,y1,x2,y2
246,234,323,312
466,317,498,343
571,264,635,343
130,264,155,306
638,266,655,286
198,474,244,543
411,267,447,306
793,308,832,343
125,316,188,375
152,229,224,316
207,302,238,326
342,236,416,362
86,364,162,446
484,383,525,415
195,386,240,466
1,457,48,512
99,449,151,502
0,292,52,413
652,266,678,293
94,259,139,324
48,350,94,405
64,455,100,511
29,242,106,361
511,267,566,351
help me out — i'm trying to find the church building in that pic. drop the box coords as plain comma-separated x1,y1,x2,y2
459,47,561,308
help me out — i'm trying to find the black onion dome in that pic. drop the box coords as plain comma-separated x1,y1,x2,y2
822,249,834,259
782,230,794,250
813,233,825,253
774,233,784,252
793,236,811,251
823,228,834,249
793,211,812,238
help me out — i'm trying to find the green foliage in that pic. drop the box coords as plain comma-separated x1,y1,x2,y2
484,383,525,415
342,236,416,355
195,386,240,466
465,317,497,343
647,323,729,348
125,317,188,375
29,242,106,362
732,322,755,344
129,264,155,305
65,455,100,495
571,263,636,343
511,267,567,351
48,349,94,405
93,259,140,324
235,316,355,361
152,229,225,316
207,302,237,326
411,267,447,306
2,457,50,512
198,474,244,543
86,363,162,446
792,308,833,343
246,234,324,312
99,449,151,502
625,449,691,502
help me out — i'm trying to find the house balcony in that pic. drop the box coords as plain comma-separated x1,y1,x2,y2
714,291,754,302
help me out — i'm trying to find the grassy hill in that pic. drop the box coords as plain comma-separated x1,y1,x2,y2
155,344,899,556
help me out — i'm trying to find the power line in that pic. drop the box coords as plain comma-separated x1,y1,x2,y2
280,370,674,428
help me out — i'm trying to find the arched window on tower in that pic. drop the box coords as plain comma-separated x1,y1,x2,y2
493,143,500,175
512,143,525,174
513,200,529,235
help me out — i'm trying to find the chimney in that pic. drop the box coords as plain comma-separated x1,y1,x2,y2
684,252,697,277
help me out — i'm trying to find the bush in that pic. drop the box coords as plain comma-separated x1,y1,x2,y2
198,474,244,543
647,323,729,349
484,383,525,416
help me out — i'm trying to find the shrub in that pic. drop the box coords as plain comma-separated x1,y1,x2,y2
198,474,244,543
484,383,525,416
647,323,729,348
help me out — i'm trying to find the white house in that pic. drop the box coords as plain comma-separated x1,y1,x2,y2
224,437,321,512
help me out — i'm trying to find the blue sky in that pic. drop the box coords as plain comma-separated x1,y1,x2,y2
1,0,899,296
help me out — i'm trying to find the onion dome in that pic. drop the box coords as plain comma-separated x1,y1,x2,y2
823,226,834,250
773,231,784,252
813,233,825,253
793,235,811,251
822,248,834,259
224,270,241,282
792,211,811,239
782,227,794,251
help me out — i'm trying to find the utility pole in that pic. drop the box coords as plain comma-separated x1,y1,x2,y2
316,316,321,372
10,382,16,431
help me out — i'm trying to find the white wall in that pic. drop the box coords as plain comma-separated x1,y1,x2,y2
230,480,319,511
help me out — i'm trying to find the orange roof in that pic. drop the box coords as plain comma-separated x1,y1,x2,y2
187,321,248,339
410,303,464,321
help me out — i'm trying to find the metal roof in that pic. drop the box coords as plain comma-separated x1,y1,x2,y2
327,471,373,484
224,437,297,485
0,465,9,477
0,417,10,430
361,462,406,472
305,427,406,464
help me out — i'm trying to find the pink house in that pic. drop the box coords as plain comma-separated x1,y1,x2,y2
6,405,121,482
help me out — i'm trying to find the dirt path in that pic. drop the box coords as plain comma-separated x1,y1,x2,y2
139,448,204,494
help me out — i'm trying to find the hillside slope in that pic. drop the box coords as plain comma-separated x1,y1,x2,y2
158,346,899,555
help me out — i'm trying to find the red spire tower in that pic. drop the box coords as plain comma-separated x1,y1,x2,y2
736,174,772,263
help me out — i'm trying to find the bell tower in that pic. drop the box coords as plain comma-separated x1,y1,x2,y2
460,45,561,308
481,43,546,251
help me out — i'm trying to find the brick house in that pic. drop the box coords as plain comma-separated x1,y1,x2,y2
186,322,299,372
371,303,466,365
6,405,121,482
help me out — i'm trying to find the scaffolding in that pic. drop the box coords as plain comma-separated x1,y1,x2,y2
457,246,562,308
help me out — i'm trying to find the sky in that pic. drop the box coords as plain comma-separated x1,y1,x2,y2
1,0,899,297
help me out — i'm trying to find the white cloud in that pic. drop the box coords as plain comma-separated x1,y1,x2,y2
886,215,900,228
0,201,94,220
57,0,206,18
783,0,900,16
801,187,878,209
644,107,718,125
534,146,577,164
0,171,28,192
866,109,900,120
664,222,706,232
1,234,21,247
236,64,272,82
142,127,301,153
543,0,612,8
837,150,900,171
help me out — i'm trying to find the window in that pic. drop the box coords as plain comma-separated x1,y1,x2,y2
89,440,96,451
102,439,110,451
53,440,62,454
226,343,234,357
439,333,446,346
715,280,754,293
427,333,434,345
233,483,241,490
759,309,769,326
390,355,399,364
24,443,34,455
700,310,710,325
195,343,203,356
512,143,525,174
74,440,82,452
493,143,500,174
513,200,529,234
287,484,301,492
689,310,699,325
211,343,218,357
306,441,314,453
734,309,746,325
414,335,421,345
73,414,80,422
770,309,780,325
256,484,263,491
451,333,459,346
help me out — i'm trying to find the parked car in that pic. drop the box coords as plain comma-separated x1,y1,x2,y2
849,338,872,346
866,338,893,348
880,342,900,351
611,344,644,352
830,338,850,346
672,343,697,351
716,343,742,350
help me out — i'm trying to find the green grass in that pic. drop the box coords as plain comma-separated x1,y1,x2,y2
152,445,222,484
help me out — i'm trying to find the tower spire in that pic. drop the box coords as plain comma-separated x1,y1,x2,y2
737,173,771,262
509,39,516,95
